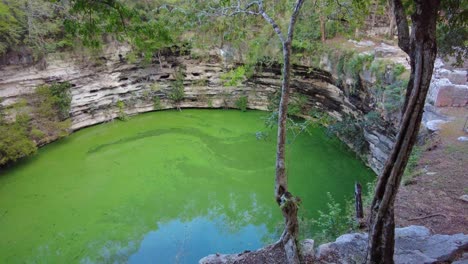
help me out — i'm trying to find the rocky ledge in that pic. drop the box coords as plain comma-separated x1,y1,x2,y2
200,226,468,264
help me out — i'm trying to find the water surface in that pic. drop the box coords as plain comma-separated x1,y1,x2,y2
0,110,374,263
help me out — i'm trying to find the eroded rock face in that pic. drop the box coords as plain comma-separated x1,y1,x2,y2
0,47,393,174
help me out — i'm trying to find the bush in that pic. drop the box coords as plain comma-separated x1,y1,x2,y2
49,82,72,119
221,66,246,87
326,115,368,155
116,100,128,121
288,95,308,116
169,68,185,109
153,96,162,110
0,117,37,166
235,96,248,112
35,82,72,120
308,193,348,244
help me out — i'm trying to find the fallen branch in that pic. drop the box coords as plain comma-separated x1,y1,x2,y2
408,213,446,221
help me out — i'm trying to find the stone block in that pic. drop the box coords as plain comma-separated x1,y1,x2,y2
435,84,468,107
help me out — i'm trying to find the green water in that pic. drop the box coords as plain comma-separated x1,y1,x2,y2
0,109,374,264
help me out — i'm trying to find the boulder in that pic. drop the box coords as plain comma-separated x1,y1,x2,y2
375,43,401,58
305,226,468,264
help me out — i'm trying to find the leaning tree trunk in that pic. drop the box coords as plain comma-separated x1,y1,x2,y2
225,1,304,262
366,1,440,263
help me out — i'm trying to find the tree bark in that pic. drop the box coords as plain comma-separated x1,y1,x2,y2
366,1,440,263
387,2,396,37
271,1,304,263
320,15,326,42
355,182,363,220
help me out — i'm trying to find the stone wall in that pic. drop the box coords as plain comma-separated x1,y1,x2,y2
428,59,468,107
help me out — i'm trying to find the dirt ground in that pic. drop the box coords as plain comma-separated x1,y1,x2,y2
395,107,468,235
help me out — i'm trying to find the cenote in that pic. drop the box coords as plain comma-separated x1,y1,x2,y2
0,109,374,264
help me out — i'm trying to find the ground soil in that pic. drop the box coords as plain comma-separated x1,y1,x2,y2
395,107,468,235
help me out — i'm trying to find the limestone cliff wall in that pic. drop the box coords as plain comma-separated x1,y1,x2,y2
0,47,391,174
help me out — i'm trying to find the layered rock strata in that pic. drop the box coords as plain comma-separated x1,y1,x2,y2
0,47,393,174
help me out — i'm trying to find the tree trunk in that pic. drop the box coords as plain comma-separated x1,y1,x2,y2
319,15,326,42
271,1,304,263
366,1,440,263
387,2,396,37
355,182,363,220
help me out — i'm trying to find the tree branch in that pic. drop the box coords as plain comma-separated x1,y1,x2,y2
392,0,410,54
286,0,305,42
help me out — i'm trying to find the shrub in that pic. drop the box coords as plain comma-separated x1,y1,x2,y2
383,80,407,117
35,82,72,120
116,100,128,121
0,117,37,166
288,95,308,116
309,193,348,244
402,146,423,185
235,96,248,112
392,64,406,78
221,66,246,87
326,115,368,155
169,68,185,110
153,96,162,110
49,82,72,119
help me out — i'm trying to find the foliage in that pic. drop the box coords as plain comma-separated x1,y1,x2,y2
153,96,162,110
309,193,348,244
235,96,248,112
437,0,468,66
221,66,246,87
35,82,72,120
327,115,368,155
392,64,406,78
168,68,185,109
288,95,308,116
116,100,128,121
402,146,423,185
0,114,37,166
382,80,407,116
309,108,334,127
0,0,72,58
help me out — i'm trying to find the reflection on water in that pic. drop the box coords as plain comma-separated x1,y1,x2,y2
128,216,270,264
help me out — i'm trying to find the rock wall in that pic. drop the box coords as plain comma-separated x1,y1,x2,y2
0,46,394,174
